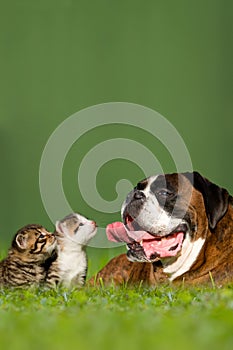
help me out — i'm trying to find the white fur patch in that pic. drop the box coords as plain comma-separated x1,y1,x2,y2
55,214,97,287
57,242,87,287
163,235,205,281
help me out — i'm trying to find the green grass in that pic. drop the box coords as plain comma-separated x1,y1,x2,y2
1,284,233,350
1,249,233,349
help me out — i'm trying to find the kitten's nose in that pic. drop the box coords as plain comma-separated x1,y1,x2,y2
91,221,97,227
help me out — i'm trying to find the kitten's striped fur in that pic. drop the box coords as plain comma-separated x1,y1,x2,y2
46,213,97,288
0,224,57,287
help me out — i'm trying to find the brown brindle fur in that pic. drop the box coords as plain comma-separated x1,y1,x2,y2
89,183,233,287
176,202,233,285
0,224,57,287
88,254,168,286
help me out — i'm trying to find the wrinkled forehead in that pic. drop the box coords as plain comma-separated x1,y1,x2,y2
140,173,191,194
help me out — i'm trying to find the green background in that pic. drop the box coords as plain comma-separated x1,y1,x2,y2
0,0,232,272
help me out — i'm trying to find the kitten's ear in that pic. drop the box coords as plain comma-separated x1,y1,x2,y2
15,233,28,250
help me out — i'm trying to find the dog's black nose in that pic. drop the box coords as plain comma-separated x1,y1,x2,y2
136,180,148,191
133,190,146,200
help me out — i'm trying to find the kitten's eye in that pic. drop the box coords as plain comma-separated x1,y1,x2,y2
158,189,172,197
38,233,45,239
79,223,84,227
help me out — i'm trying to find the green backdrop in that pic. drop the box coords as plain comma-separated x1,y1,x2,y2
0,0,232,271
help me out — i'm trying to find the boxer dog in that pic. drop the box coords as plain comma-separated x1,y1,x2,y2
90,172,233,286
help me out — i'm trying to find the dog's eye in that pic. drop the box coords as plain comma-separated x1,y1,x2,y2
158,189,172,197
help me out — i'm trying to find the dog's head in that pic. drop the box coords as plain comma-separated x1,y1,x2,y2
107,172,230,269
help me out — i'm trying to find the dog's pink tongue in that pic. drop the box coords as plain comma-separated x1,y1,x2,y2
106,222,132,243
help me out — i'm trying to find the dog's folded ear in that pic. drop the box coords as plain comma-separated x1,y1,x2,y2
183,171,230,230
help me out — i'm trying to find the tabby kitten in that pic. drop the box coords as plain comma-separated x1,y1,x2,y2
0,224,57,287
46,213,97,288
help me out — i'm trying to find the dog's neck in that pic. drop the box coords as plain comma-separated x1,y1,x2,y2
162,234,206,281
162,203,233,282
